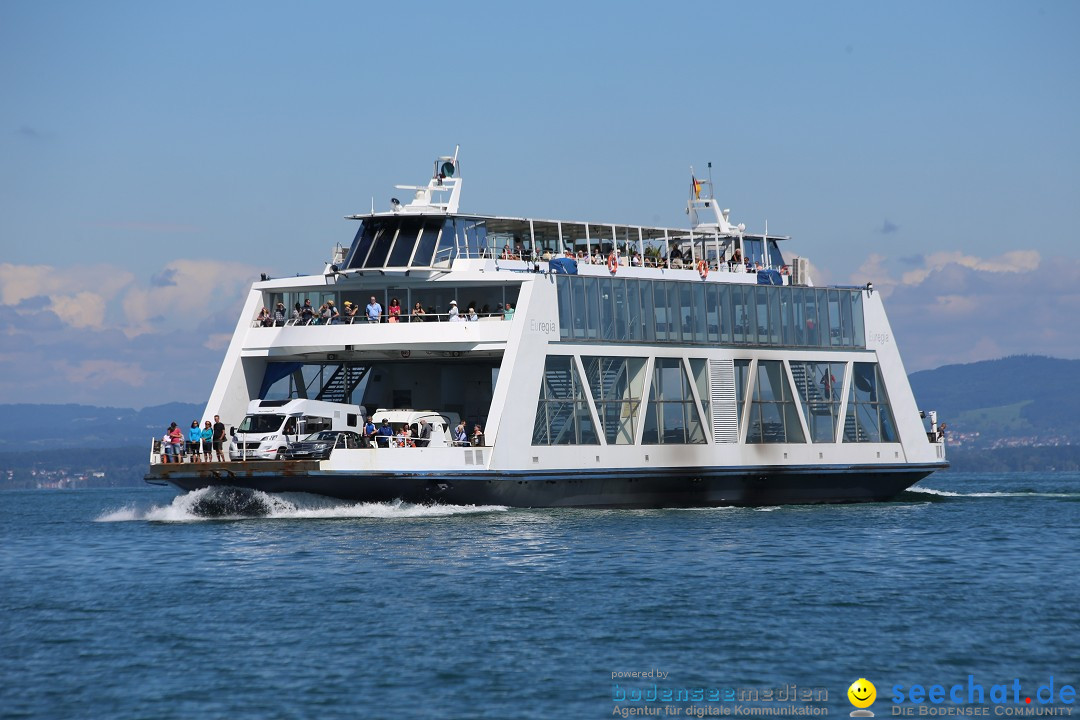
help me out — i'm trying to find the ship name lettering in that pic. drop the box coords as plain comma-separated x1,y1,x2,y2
531,320,557,335
869,331,890,344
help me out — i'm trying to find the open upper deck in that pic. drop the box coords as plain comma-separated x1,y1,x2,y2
334,148,802,281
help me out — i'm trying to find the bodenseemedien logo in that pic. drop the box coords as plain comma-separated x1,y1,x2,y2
848,678,877,717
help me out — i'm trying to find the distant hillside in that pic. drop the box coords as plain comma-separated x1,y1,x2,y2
0,402,203,451
909,355,1080,448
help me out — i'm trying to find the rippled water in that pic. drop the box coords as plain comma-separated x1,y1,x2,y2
2,473,1077,719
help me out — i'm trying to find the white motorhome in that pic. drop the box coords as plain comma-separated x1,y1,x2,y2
230,399,366,460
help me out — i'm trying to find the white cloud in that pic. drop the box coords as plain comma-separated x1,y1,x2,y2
0,259,259,406
858,252,1080,371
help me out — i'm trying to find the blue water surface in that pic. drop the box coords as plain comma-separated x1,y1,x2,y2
1,472,1077,719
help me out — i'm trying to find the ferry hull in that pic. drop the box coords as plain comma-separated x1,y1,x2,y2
145,462,943,508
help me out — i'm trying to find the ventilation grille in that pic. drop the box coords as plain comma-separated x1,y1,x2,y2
709,359,739,443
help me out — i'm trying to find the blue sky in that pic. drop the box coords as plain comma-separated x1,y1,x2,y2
2,1,1078,407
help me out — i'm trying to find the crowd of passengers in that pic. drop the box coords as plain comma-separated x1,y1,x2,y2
361,416,485,449
256,298,516,327
496,242,772,273
159,418,228,463
156,416,486,463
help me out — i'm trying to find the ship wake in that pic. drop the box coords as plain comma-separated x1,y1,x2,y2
96,487,508,522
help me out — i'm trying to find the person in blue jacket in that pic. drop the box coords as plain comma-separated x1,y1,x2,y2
376,418,395,448
187,421,202,463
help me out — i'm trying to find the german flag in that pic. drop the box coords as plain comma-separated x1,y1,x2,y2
692,176,702,199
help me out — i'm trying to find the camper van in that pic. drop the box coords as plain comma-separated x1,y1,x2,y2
230,399,366,460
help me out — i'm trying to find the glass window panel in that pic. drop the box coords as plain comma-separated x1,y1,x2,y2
783,403,805,443
346,220,376,270
768,287,782,345
387,218,421,267
816,289,831,348
571,277,587,339
599,279,616,340
718,285,732,343
755,286,770,345
638,280,655,342
626,279,641,342
557,277,572,340
363,222,397,268
693,283,707,342
828,289,842,347
662,402,685,443
801,288,819,346
679,283,694,341
668,283,683,343
780,287,794,345
731,286,747,343
612,280,627,340
575,402,598,444
851,292,865,347
653,283,668,341
433,219,457,266
839,291,854,347
585,277,601,340
412,220,441,267
706,285,719,343
642,398,659,444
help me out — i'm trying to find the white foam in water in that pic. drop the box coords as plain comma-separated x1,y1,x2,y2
909,487,1079,499
96,488,508,522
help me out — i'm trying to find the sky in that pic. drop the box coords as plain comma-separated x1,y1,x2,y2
1,1,1078,408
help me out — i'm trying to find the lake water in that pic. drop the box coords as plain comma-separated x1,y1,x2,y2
1,472,1077,719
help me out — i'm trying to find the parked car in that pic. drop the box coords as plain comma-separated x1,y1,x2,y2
283,430,364,460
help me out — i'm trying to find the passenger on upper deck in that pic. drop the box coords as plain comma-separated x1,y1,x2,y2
471,424,485,447
324,300,340,325
273,302,287,327
388,297,402,323
448,300,461,322
366,296,382,323
292,302,303,324
453,422,468,445
343,301,359,324
301,299,315,324
466,306,479,322
503,303,515,321
411,302,426,322
257,307,272,327
362,416,376,448
501,244,512,260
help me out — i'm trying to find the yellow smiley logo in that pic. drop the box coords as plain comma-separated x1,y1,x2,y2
848,678,877,709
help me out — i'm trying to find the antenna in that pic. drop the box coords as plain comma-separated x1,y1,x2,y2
707,162,714,197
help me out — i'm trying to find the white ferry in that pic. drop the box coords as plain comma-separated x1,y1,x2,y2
146,149,948,507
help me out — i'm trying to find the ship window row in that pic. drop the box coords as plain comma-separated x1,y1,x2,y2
555,275,865,348
532,356,896,446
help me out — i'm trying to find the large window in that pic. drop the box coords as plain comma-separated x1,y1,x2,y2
583,356,647,444
843,363,898,443
791,361,846,443
642,358,706,445
746,360,805,444
532,356,599,446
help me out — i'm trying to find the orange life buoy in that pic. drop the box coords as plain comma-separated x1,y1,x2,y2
698,260,709,279
607,252,618,274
